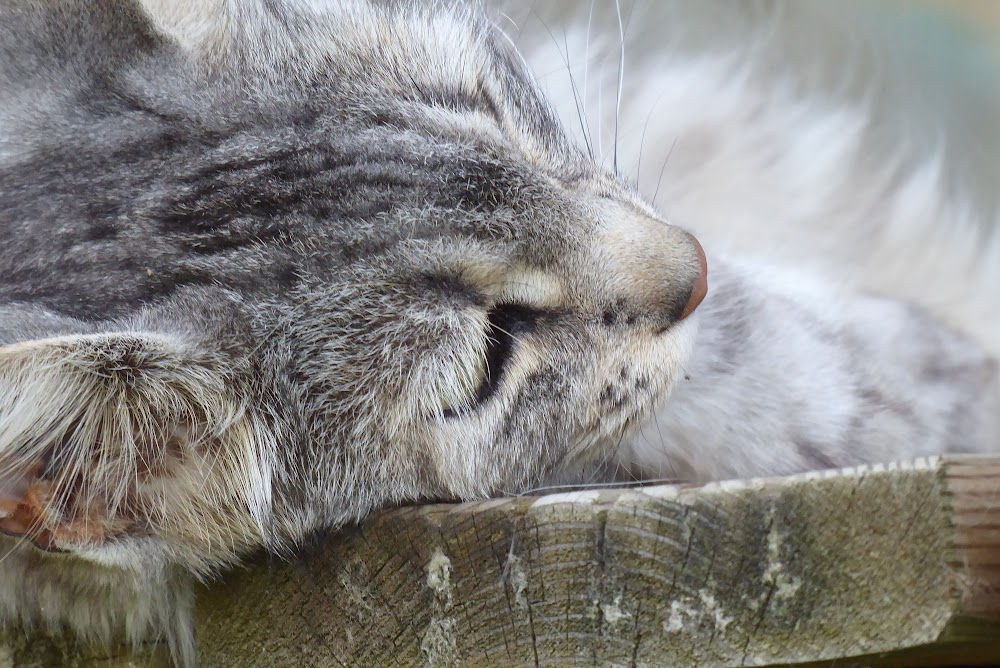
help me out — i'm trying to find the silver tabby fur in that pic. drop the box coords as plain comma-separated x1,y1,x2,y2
0,1,998,665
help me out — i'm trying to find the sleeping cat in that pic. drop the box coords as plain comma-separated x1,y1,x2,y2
0,0,996,665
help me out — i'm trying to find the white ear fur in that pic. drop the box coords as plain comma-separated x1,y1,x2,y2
137,0,231,52
0,333,275,559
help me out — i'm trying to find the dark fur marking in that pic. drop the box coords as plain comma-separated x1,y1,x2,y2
792,438,838,471
858,386,916,421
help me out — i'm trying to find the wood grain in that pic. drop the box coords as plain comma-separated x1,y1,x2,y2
192,456,1000,667
3,456,999,667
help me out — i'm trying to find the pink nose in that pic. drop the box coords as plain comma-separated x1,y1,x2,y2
677,234,708,321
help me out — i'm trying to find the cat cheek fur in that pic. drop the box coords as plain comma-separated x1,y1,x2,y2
283,210,702,507
426,312,700,497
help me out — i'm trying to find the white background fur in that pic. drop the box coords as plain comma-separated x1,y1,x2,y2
498,0,1000,479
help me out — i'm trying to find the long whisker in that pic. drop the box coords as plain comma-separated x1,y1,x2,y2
515,476,682,498
651,136,677,209
613,0,625,174
635,88,670,190
528,8,593,158
583,0,596,156
651,407,679,481
563,27,594,158
514,0,541,45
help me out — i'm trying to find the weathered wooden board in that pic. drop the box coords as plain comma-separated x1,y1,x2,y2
3,456,999,667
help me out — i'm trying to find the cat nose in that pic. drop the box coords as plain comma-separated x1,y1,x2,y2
594,206,708,329
676,233,707,321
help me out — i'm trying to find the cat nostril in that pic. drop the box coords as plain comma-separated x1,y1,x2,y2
677,234,708,321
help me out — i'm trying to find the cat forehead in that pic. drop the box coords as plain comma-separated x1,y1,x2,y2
138,0,576,167
142,0,510,94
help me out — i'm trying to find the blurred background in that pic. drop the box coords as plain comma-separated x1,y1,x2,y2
493,0,1000,352
496,0,1000,211
922,1,1000,51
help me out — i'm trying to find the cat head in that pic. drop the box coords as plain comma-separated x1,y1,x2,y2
0,0,705,576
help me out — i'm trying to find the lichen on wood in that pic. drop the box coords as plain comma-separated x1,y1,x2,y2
3,456,999,667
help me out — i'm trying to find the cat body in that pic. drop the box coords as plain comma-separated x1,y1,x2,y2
0,0,703,660
0,0,996,664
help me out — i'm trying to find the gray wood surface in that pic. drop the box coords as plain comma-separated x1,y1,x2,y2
4,456,999,667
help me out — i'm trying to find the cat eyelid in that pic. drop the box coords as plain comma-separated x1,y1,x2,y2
484,266,564,311
439,301,539,420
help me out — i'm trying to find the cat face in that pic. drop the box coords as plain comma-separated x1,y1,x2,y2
0,0,705,577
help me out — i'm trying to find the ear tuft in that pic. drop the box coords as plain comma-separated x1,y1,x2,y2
0,333,273,557
137,0,230,53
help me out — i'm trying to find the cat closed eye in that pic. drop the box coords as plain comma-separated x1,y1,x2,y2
439,303,538,417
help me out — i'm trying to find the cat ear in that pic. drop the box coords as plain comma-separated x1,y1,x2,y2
137,0,230,53
0,332,267,553
138,0,281,57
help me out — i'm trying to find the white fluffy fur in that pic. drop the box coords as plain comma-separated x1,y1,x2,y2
501,0,1000,480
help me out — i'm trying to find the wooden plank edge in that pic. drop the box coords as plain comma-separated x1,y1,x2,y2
1,455,999,666
940,456,1000,643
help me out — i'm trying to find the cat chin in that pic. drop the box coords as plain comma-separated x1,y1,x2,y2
565,312,701,480
638,313,700,424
